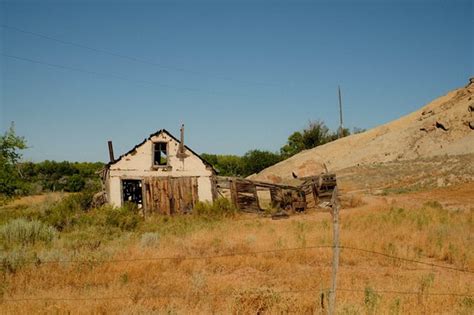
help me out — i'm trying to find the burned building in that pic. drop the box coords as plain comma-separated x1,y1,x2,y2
102,126,217,214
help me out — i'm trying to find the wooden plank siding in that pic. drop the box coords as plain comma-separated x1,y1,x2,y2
144,176,199,215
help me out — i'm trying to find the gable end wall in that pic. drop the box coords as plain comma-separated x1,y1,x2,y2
107,132,214,207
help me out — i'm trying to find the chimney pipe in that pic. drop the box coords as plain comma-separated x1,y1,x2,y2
180,124,185,154
108,140,115,163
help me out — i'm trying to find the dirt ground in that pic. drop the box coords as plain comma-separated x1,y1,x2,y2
337,154,474,211
251,80,474,184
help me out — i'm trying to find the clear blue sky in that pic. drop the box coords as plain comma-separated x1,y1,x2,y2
1,0,472,162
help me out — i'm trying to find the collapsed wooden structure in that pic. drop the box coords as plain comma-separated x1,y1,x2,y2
214,173,337,213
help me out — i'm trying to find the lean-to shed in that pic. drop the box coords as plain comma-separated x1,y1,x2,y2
102,126,217,214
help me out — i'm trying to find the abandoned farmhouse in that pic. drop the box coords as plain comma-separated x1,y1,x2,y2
101,126,336,215
102,127,217,214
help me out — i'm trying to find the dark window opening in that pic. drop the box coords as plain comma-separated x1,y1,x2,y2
122,179,143,208
154,142,168,166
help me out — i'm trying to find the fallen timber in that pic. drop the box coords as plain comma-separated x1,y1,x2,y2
213,174,337,213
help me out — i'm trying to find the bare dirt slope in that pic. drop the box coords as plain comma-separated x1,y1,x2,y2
251,78,474,184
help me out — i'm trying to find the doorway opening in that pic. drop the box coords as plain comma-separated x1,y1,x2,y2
122,179,143,209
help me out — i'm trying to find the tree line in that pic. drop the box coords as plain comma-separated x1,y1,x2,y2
0,120,364,198
0,123,103,198
203,120,364,177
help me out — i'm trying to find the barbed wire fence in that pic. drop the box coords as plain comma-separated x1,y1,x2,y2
2,287,472,303
1,238,472,304
1,190,473,309
12,243,473,274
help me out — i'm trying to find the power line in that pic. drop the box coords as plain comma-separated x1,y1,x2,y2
1,52,256,98
0,24,282,88
0,52,194,91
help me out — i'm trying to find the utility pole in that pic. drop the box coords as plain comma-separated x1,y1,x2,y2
338,85,344,138
328,186,340,315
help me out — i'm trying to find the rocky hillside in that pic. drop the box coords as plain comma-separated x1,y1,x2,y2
251,78,474,184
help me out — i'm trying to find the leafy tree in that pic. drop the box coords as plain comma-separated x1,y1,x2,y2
241,150,282,176
280,131,305,159
203,150,282,177
215,155,244,177
65,174,86,192
0,123,27,165
18,160,104,193
280,120,352,158
353,127,366,134
0,123,28,196
201,153,218,167
301,120,332,149
201,153,244,177
203,120,362,178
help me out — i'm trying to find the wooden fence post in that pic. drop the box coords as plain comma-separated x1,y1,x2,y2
328,186,340,315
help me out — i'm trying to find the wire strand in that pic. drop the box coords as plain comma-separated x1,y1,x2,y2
0,52,255,98
26,245,334,264
339,246,473,274
20,244,474,274
2,287,471,303
0,24,283,88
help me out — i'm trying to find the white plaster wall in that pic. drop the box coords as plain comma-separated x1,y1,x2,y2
110,132,212,177
106,131,214,208
109,176,122,207
197,176,213,202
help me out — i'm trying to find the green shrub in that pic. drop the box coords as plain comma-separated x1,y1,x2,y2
42,195,82,231
459,296,474,314
104,203,141,231
40,192,94,231
389,297,402,315
364,286,380,315
65,174,86,192
423,200,443,209
0,219,56,247
193,197,237,218
419,273,435,294
18,160,104,194
72,190,95,210
0,250,37,273
140,232,160,248
0,195,12,206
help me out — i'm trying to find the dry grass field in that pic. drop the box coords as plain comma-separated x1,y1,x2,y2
1,160,473,314
1,198,472,313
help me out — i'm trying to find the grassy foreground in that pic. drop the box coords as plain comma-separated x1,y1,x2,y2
0,190,473,314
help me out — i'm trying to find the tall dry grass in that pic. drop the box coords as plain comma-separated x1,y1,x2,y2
0,193,473,314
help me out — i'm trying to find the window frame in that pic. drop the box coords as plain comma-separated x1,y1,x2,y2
152,141,169,167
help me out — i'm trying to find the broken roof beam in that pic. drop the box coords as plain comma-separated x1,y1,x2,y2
215,176,301,191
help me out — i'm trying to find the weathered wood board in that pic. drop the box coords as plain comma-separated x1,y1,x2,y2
215,174,337,213
144,176,198,215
